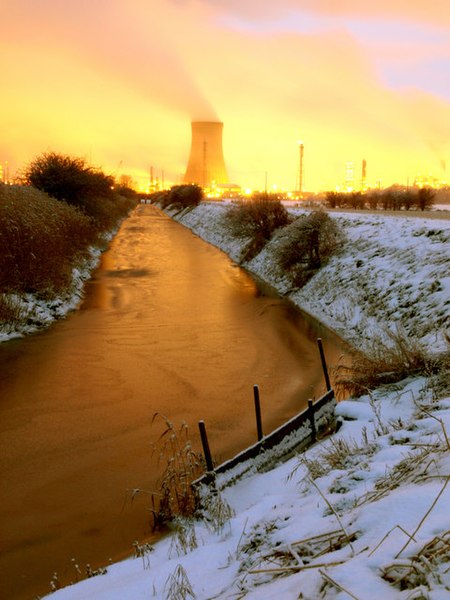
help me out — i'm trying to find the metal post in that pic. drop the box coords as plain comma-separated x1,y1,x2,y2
317,338,332,391
253,384,263,441
308,400,317,443
198,420,214,472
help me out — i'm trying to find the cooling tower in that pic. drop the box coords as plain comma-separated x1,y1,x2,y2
184,121,228,187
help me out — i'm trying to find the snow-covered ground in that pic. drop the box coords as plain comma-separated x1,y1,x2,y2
44,204,449,599
47,375,450,600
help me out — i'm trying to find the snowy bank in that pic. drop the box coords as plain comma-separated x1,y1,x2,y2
47,375,450,600
44,203,450,600
168,203,450,354
0,228,118,344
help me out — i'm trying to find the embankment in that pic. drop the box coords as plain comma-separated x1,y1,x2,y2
166,203,450,354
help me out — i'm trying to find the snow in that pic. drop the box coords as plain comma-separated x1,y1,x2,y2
169,203,450,355
46,377,450,600
43,203,449,599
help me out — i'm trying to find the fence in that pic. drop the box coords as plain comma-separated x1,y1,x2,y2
193,338,337,491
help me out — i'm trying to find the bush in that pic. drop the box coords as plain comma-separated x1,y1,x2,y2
22,152,114,206
325,191,340,209
276,210,343,287
325,187,436,212
151,185,203,210
20,151,136,231
224,196,290,261
168,184,203,208
0,184,96,295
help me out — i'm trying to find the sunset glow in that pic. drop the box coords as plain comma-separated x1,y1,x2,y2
1,0,449,192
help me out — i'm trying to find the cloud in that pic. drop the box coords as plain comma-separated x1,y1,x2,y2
200,0,450,26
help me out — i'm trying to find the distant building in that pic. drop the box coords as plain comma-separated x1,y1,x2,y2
184,121,228,188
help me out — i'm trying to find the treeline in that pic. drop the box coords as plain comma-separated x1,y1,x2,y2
0,152,137,326
324,187,436,211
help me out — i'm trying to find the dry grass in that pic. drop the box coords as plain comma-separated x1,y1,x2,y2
0,184,96,296
0,294,24,326
164,564,195,600
169,518,199,558
293,430,377,481
200,490,235,535
382,529,450,592
333,329,449,398
150,414,204,527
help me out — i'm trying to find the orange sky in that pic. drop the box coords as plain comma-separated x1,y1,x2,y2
1,0,449,192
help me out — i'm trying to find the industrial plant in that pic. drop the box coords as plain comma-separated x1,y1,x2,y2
184,121,228,188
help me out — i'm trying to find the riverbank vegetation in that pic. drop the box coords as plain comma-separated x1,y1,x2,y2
221,196,344,284
223,195,290,261
0,152,137,335
148,184,204,210
275,210,344,287
334,328,450,399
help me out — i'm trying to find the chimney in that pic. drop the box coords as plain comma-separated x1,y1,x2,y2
184,121,228,187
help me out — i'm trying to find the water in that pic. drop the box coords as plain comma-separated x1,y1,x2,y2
0,205,346,599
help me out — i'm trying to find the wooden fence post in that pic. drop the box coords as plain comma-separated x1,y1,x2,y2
253,384,264,441
317,338,332,392
198,420,214,472
307,400,317,443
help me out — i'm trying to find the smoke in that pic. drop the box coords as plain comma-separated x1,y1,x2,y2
3,0,218,121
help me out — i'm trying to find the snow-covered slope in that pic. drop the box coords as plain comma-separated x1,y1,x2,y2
171,203,450,354
47,375,450,600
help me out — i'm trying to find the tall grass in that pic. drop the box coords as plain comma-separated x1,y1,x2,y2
334,328,449,398
0,184,97,296
0,294,24,325
150,414,204,527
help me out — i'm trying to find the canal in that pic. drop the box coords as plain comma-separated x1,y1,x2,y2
0,205,346,599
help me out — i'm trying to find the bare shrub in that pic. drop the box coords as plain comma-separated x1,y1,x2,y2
334,329,448,398
275,210,344,287
150,414,204,527
223,196,290,261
